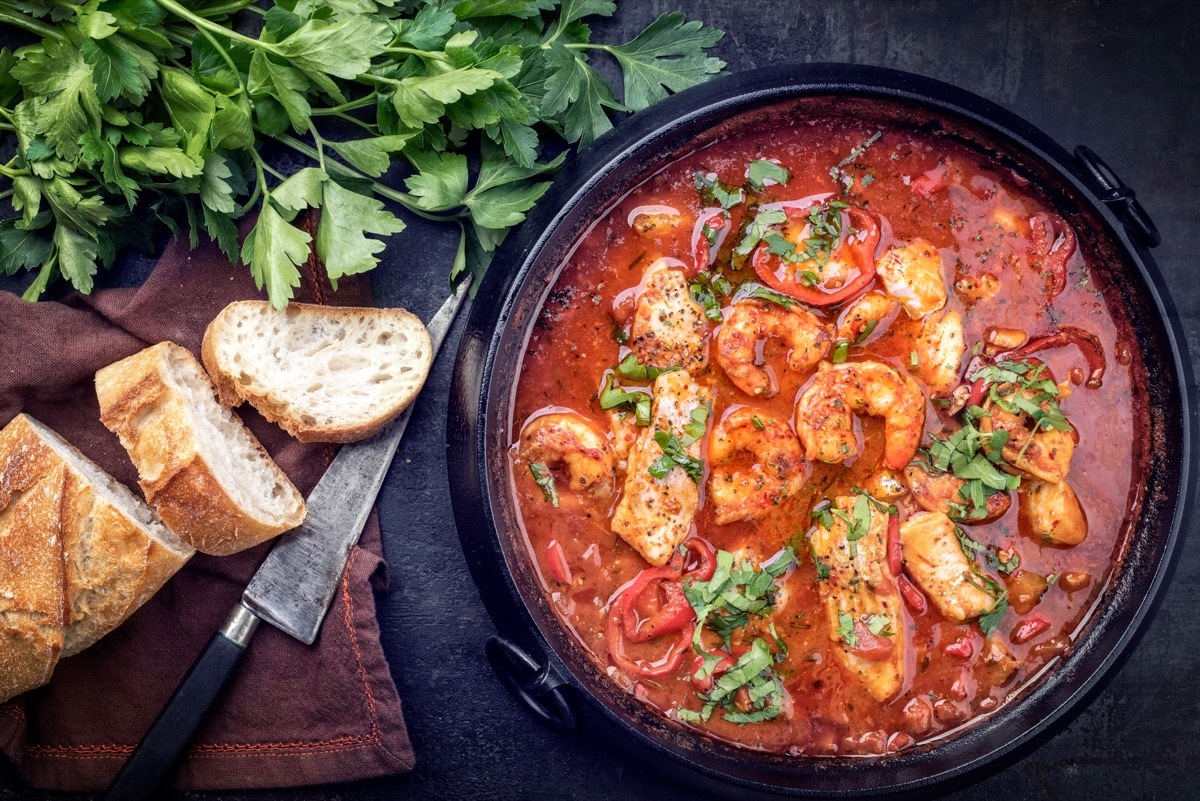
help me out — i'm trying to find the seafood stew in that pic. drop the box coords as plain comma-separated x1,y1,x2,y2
508,113,1148,757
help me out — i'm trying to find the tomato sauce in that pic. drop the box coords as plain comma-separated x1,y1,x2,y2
508,116,1145,756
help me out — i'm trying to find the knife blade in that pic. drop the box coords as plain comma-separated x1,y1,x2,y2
106,278,471,801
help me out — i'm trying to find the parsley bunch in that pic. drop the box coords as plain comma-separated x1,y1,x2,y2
0,0,724,306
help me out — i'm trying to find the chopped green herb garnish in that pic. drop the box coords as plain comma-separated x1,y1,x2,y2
598,374,652,427
854,319,879,345
529,463,558,507
683,405,710,445
977,597,1009,636
649,430,705,483
689,270,730,323
811,543,831,580
694,172,745,210
733,208,789,256
829,130,883,188
836,611,857,648
865,614,894,637
747,159,791,191
751,416,766,430
617,353,679,382
832,340,850,364
736,283,795,309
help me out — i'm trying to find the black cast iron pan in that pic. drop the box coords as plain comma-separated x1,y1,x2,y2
447,63,1195,798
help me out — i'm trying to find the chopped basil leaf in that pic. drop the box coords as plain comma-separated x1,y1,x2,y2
694,172,745,210
529,463,558,507
836,611,857,648
736,283,795,309
682,405,710,445
832,339,850,364
734,208,789,256
829,130,883,187
985,547,1020,574
617,353,679,381
598,374,652,427
811,502,834,529
800,270,821,286
810,544,831,580
648,430,705,483
751,415,766,430
747,159,791,191
865,614,894,637
977,597,1008,636
611,320,629,345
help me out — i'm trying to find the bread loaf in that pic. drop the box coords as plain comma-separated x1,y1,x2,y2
0,414,194,703
95,342,306,556
201,301,433,443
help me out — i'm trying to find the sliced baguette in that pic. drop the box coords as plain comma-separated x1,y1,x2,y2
0,414,194,703
201,301,433,443
96,342,306,556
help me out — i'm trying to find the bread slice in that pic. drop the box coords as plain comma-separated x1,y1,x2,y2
201,301,433,443
0,414,194,703
96,342,306,557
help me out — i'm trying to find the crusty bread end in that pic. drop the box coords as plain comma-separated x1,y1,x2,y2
96,342,306,557
0,414,194,702
201,301,433,443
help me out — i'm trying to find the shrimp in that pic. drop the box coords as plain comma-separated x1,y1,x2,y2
875,239,948,319
911,309,965,397
629,264,708,371
835,292,899,343
795,361,926,470
715,299,833,396
978,388,1075,482
707,408,809,525
611,371,712,565
1019,478,1088,546
518,412,616,494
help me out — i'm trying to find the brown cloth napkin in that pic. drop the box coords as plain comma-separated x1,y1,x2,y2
0,219,415,791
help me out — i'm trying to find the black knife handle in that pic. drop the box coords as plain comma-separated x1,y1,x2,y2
106,603,261,801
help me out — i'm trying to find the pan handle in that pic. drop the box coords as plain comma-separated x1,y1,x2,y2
485,636,577,732
1074,145,1161,248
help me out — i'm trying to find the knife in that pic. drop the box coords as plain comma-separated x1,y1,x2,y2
105,278,471,801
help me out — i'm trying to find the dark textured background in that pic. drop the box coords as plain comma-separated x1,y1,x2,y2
2,1,1198,798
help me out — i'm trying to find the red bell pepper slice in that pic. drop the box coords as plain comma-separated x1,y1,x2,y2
897,574,927,615
850,622,894,661
544,540,572,585
1011,614,1052,645
694,210,728,273
606,603,694,679
750,205,880,306
944,636,974,659
1029,212,1077,300
617,565,694,643
996,325,1106,390
886,513,902,578
689,649,737,693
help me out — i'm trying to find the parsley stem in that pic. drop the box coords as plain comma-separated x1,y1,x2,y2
153,0,276,54
193,0,256,17
384,46,446,61
0,9,67,43
311,95,379,115
273,133,457,222
195,26,248,95
0,189,12,203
